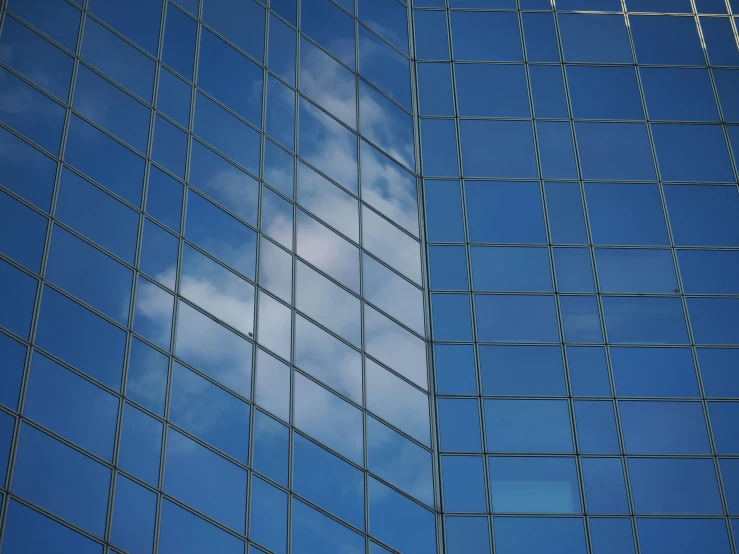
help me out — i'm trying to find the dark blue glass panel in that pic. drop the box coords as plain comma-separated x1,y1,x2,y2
268,15,296,85
629,458,722,513
665,185,739,247
720,458,739,512
560,296,602,343
111,475,157,554
292,499,365,554
630,15,705,65
642,68,719,121
438,398,482,452
88,0,161,55
421,119,459,177
194,93,261,175
414,10,449,60
264,140,294,198
696,0,729,12
567,66,643,120
529,65,568,118
13,424,110,536
603,297,688,344
65,115,145,207
126,337,168,416
620,401,710,454
545,182,588,245
576,123,656,180
637,518,731,554
435,344,477,395
359,81,414,169
429,246,468,290
559,14,632,62
156,67,191,128
301,0,355,68
1,500,103,554
456,64,529,117
557,0,622,8
0,67,65,155
0,16,74,101
586,183,668,245
153,115,187,179
484,399,573,453
147,169,183,235
574,401,620,453
250,477,288,554
294,434,365,529
46,225,133,324
202,0,265,61
445,516,491,554
139,219,178,290
253,410,289,487
159,500,244,554
0,127,56,212
714,70,739,121
589,518,636,554
0,332,25,410
189,139,260,225
473,247,552,292
699,348,739,398
689,298,739,345
679,249,739,293
626,0,692,10
611,347,698,397
466,181,546,243
425,180,464,241
266,75,295,151
25,352,118,460
522,13,559,62
460,120,537,179
442,455,487,512
708,402,739,453
73,64,150,154
163,4,196,80
369,477,437,554
170,362,251,463
537,121,578,179
596,248,677,293
554,248,595,292
582,458,629,513
119,403,162,487
0,259,36,339
184,190,257,278
418,63,454,116
358,0,408,53
494,517,587,554
359,25,411,110
489,456,580,513
480,345,565,396
175,0,199,16
165,428,248,532
36,286,126,390
271,0,296,24
81,18,156,101
198,29,263,126
567,346,611,397
8,0,80,51
133,275,174,351
475,295,560,343
451,11,522,61
0,410,13,485
432,293,472,341
653,124,734,182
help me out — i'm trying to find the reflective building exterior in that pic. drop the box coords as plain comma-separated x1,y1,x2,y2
1,0,739,553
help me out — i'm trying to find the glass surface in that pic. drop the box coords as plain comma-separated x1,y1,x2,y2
88,0,160,54
442,455,487,512
582,458,629,514
628,458,723,513
529,65,568,118
567,346,611,397
545,182,588,245
152,115,187,178
36,286,126,390
294,433,365,529
8,0,80,52
665,185,739,247
559,14,632,62
0,410,13,486
472,247,552,292
604,296,688,344
266,74,296,150
554,248,595,292
359,81,415,170
364,254,424,334
146,166,184,233
264,141,295,199
257,291,291,361
642,68,719,121
429,246,469,291
13,424,110,536
162,4,196,80
111,475,157,554
118,403,162,487
451,11,521,61
250,477,288,554
24,352,118,461
679,250,739,294
709,402,739,453
576,123,656,180
522,12,559,62
445,516,491,554
268,15,296,85
157,67,191,128
484,399,573,453
0,16,74,102
292,499,365,554
425,180,464,242
596,248,677,293
0,128,56,213
489,456,580,514
414,10,449,60
0,332,26,410
460,120,537,179
421,119,459,177
202,0,265,61
418,63,454,116
699,348,739,398
126,337,168,416
297,210,359,291
611,347,698,397
721,458,739,513
255,349,291,422
170,362,251,463
493,517,587,554
589,518,636,554
363,205,421,283
631,15,705,65
159,499,244,554
637,518,732,554
652,124,734,182
261,186,293,250
81,18,155,102
0,259,36,340
714,70,739,121
567,66,643,120
620,401,710,454
139,219,178,290
165,428,248,532
537,121,578,179
688,297,739,345
475,295,560,343
432,293,472,341
435,344,477,395
175,301,253,398
358,0,408,53
301,0,356,69
480,345,566,396
456,64,529,118
253,410,289,487
46,225,133,325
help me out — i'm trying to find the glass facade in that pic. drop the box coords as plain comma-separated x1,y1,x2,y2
0,0,738,553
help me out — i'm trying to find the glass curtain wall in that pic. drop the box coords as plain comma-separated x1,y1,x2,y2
418,1,739,553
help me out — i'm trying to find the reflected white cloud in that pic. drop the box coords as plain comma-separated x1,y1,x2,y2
362,205,422,284
259,237,293,303
254,348,291,423
257,290,292,361
359,81,414,170
298,162,359,242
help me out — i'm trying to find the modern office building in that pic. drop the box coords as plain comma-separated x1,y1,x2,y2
1,0,739,552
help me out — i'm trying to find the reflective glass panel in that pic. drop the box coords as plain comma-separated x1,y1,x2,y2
484,399,573,453
620,401,711,454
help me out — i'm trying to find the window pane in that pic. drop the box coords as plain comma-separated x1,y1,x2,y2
603,297,688,344
484,399,573,453
432,293,472,341
445,516,491,554
555,248,595,292
438,398,481,452
642,68,719,121
665,185,739,247
576,123,656,180
250,477,288,554
125,337,168,416
359,25,411,110
523,13,560,62
567,346,611,397
429,246,469,290
708,402,739,453
301,0,356,68
589,518,636,554
88,0,160,55
559,14,632,62
0,259,36,340
425,180,465,242
652,124,734,182
460,121,537,179
567,66,643,120
631,15,705,64
255,349,291,422
202,0,265,61
421,119,459,177
574,400,620,454
0,332,26,410
253,410,289,487
159,499,244,554
451,12,522,61
456,64,529,117
0,127,57,212
480,345,565,396
688,297,739,345
611,347,698,397
637,518,732,554
596,248,677,293
582,458,629,513
620,401,710,454
111,475,157,554
545,182,588,245
292,499,364,554
493,517,587,554
475,295,560,343
418,63,454,115
699,348,739,398
414,10,449,60
118,403,162,487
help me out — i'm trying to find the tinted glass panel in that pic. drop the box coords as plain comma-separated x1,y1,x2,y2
484,399,573,453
